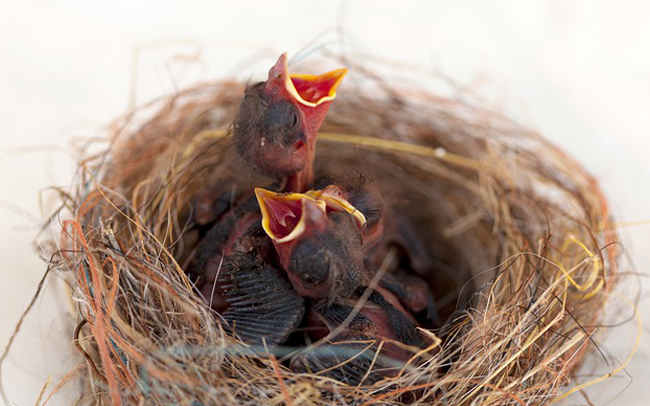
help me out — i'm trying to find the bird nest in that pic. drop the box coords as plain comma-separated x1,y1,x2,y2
50,59,617,406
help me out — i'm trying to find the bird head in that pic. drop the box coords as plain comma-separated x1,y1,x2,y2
256,187,365,299
233,54,347,190
265,53,347,136
307,184,385,248
255,188,328,266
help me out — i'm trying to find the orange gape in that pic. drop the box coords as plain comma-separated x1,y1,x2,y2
290,71,347,105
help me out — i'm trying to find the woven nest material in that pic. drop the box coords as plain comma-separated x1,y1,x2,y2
52,59,618,406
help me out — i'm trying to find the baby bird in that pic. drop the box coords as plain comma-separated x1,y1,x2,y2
256,186,439,324
311,178,440,324
255,187,366,301
190,53,347,244
232,53,347,192
187,195,304,346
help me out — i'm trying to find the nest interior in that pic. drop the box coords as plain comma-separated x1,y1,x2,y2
55,62,618,406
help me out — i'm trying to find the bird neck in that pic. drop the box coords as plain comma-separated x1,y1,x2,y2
283,100,332,192
285,135,317,192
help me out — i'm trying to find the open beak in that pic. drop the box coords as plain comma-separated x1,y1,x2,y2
306,187,367,229
255,188,327,244
267,53,348,108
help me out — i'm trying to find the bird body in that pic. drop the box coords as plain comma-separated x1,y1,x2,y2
188,195,304,345
291,289,424,385
310,178,440,324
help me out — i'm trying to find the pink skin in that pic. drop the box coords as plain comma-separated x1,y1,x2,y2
253,141,309,180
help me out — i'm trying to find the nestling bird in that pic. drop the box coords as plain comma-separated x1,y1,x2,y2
306,181,385,249
290,289,425,385
310,177,440,324
255,187,366,301
256,185,439,324
187,195,304,345
185,54,348,344
231,53,347,192
189,54,347,236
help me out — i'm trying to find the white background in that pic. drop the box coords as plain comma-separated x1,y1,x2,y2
1,1,649,405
